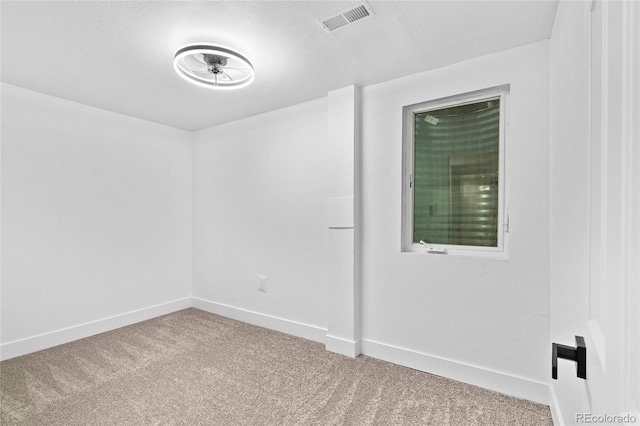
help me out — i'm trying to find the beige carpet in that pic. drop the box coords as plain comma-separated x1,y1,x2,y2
0,308,552,425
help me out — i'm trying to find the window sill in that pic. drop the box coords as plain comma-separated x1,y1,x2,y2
403,245,509,260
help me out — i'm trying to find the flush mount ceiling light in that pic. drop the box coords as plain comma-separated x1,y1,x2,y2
173,44,254,90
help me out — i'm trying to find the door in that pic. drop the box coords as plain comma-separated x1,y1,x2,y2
580,0,639,422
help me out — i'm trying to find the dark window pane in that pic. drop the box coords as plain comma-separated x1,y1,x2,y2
413,98,500,247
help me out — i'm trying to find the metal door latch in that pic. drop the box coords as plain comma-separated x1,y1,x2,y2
552,335,587,380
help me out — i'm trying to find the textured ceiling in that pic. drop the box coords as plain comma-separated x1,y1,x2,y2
1,1,558,131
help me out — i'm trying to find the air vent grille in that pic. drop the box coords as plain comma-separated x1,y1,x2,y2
319,3,374,33
343,5,370,23
323,15,349,32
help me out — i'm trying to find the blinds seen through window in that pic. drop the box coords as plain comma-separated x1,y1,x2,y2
412,97,500,247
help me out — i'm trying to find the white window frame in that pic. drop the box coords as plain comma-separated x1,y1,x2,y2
401,85,510,258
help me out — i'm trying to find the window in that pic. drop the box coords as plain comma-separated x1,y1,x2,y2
402,86,509,256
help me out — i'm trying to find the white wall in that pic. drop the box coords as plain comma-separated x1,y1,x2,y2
189,41,552,403
359,41,551,395
1,84,193,355
1,37,557,404
192,98,328,334
549,2,590,423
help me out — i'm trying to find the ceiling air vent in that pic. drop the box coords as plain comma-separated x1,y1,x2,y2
319,3,374,33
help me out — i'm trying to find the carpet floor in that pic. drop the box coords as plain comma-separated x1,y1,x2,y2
0,308,552,425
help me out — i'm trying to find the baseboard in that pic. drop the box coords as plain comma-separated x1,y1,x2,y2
0,297,192,361
361,339,550,406
191,297,327,345
1,296,551,409
549,384,563,425
325,334,361,358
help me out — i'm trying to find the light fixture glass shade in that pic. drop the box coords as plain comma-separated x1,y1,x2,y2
173,44,254,90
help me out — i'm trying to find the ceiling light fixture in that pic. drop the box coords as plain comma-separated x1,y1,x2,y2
173,44,254,90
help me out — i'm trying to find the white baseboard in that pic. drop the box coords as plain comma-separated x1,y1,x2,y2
0,297,192,361
325,334,361,358
549,384,563,425
191,297,327,345
1,296,551,409
361,339,550,406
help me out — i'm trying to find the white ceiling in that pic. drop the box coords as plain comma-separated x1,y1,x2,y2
1,1,559,132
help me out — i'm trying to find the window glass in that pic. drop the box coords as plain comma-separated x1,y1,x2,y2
412,98,500,247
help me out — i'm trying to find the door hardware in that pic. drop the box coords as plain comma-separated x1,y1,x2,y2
552,335,586,380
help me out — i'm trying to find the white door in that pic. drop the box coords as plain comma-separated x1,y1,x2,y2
580,0,639,422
